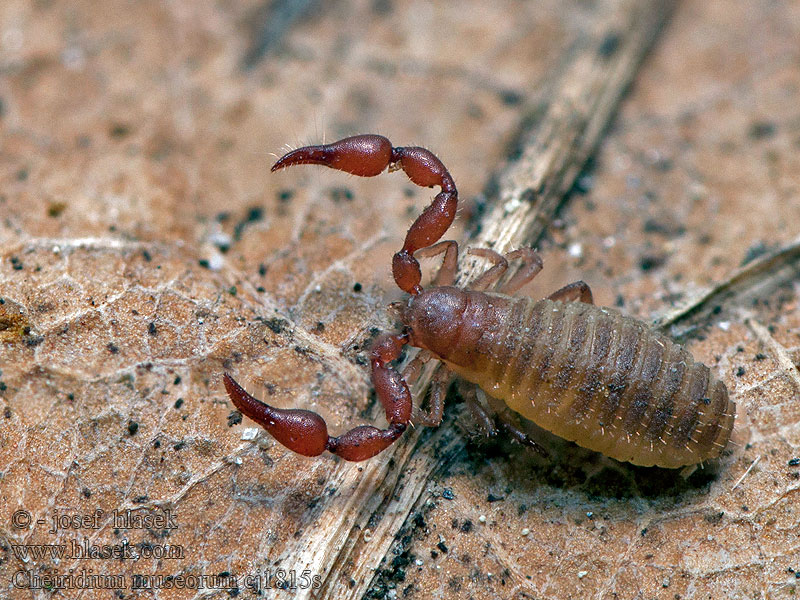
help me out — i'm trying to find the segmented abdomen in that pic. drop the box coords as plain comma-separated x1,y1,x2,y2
445,296,735,468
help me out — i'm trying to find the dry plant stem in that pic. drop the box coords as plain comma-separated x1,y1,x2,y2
457,0,678,285
657,234,800,339
294,2,679,599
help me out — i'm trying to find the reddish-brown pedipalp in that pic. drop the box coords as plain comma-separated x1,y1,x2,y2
224,134,735,467
225,134,460,461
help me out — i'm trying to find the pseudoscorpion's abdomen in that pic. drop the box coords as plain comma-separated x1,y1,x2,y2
448,297,735,468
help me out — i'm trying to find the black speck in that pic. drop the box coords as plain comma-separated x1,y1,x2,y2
173,376,181,385
133,495,148,504
460,520,473,533
278,189,294,203
109,123,130,138
754,353,767,361
198,259,210,269
228,286,237,296
441,488,454,500
788,458,800,467
142,250,152,262
3,407,11,419
107,342,119,354
174,441,186,451
639,254,666,272
127,421,139,436
487,493,504,502
353,282,362,292
265,318,287,334
437,541,448,554
741,241,774,266
174,398,184,409
233,206,264,240
148,322,157,336
499,89,523,106
258,263,267,276
736,366,746,377
643,218,685,237
748,121,776,140
82,488,91,499
598,32,621,58
329,186,354,202
228,411,243,427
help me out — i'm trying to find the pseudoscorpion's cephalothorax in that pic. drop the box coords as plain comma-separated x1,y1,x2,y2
224,135,735,468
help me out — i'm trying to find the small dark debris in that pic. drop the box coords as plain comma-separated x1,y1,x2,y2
353,282,362,292
228,286,237,296
258,263,267,276
109,123,131,138
460,520,473,533
736,366,746,377
748,121,777,140
328,186,354,202
153,439,161,449
127,421,139,436
82,488,91,499
441,488,454,500
754,353,767,361
16,168,28,181
499,89,523,106
314,322,325,333
231,205,264,241
0,382,7,392
47,202,67,218
228,411,243,427
278,189,294,203
25,335,44,347
174,441,186,451
487,493,504,502
148,322,157,336
643,218,684,237
107,342,119,354
598,32,621,57
704,511,724,525
173,376,181,385
741,240,775,266
265,318,288,334
436,540,448,554
639,254,666,272
174,398,184,409
788,458,800,467
198,259,210,269
133,495,148,504
3,407,11,419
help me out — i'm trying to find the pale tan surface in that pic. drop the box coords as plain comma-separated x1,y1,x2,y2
1,1,799,600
